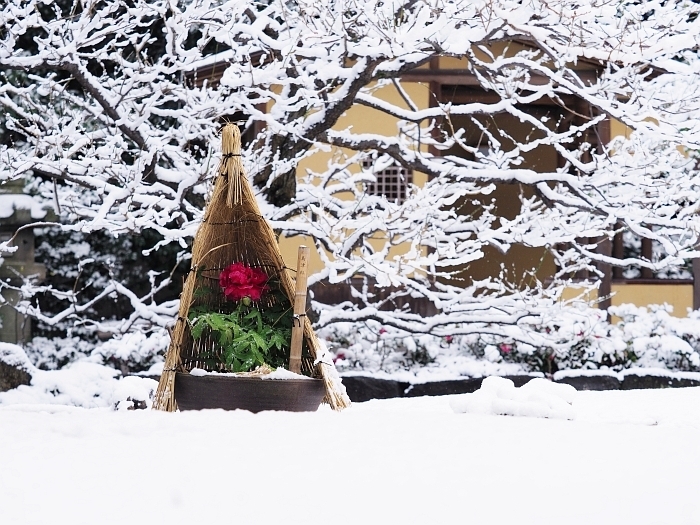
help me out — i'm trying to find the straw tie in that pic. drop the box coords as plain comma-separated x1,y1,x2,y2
221,124,245,207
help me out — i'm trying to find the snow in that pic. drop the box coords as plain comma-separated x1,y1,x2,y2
450,376,576,420
0,342,35,372
0,194,49,220
2,387,700,524
0,360,157,409
188,367,312,379
261,367,313,380
554,367,700,382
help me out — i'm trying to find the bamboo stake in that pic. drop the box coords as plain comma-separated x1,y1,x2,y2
289,245,310,374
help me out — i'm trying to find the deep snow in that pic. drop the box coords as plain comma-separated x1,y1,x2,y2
2,386,700,525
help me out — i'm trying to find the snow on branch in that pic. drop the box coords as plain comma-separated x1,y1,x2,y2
1,0,700,343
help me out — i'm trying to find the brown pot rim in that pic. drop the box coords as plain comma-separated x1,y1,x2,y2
177,372,323,384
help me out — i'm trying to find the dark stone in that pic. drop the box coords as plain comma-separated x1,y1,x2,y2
621,373,700,390
622,374,673,390
174,372,326,412
136,375,161,382
671,377,700,388
404,378,483,397
0,360,32,392
114,397,149,411
340,376,408,403
502,375,544,387
555,375,621,391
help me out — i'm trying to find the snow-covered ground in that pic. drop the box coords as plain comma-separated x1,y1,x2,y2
2,385,700,525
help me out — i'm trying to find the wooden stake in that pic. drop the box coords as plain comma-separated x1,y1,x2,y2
289,245,310,374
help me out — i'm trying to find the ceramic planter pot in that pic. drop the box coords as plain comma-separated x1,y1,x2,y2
174,372,326,412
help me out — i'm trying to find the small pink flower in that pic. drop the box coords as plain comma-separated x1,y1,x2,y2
499,343,513,354
333,352,346,363
379,328,387,335
445,335,454,344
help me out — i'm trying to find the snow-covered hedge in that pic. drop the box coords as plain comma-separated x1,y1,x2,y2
321,304,700,378
26,329,168,375
16,302,700,381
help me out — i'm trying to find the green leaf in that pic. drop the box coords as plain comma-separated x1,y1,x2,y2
269,332,287,350
190,319,205,339
251,331,268,352
219,328,233,345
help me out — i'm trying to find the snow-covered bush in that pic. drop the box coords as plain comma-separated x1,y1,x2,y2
88,329,170,375
607,304,700,371
25,329,168,374
0,343,157,408
324,304,700,377
24,336,95,371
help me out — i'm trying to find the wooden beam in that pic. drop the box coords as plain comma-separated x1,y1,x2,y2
694,257,700,311
597,237,612,315
641,238,653,279
612,224,624,280
400,68,599,86
440,86,578,107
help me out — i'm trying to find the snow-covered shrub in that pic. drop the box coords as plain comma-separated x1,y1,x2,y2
0,360,158,409
322,304,700,377
89,329,169,375
25,329,167,374
458,304,700,374
25,336,95,371
607,304,700,371
0,343,158,409
319,322,533,379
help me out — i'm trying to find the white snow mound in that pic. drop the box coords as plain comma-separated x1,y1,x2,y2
0,343,36,373
0,361,157,409
450,376,577,420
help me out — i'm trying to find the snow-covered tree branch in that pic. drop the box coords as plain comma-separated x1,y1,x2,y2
2,0,700,349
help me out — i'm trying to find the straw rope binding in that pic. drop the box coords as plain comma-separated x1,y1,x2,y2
221,125,245,207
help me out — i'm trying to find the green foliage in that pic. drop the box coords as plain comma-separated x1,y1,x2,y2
188,292,293,373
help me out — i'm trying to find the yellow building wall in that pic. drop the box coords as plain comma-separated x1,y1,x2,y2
561,283,693,318
610,118,631,140
277,81,432,274
559,285,599,306
611,283,693,317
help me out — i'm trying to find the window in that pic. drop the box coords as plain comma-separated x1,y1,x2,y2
362,160,413,204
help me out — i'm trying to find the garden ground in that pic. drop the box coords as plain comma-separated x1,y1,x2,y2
1,386,699,525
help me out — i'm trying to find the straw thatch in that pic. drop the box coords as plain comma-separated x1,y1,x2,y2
152,124,350,411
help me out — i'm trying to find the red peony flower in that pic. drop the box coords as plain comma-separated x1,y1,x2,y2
219,262,269,301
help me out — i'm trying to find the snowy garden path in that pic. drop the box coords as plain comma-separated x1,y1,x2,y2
2,388,700,525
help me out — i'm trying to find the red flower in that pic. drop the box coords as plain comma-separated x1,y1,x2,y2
219,263,269,301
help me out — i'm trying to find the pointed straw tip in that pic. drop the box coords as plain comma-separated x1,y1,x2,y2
221,123,242,156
